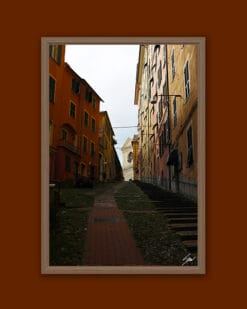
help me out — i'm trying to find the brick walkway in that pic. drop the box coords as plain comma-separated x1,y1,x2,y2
83,182,145,265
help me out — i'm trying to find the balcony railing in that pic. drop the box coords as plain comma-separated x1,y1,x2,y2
58,139,80,154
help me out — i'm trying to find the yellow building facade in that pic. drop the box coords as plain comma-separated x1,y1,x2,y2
134,43,198,200
167,44,198,199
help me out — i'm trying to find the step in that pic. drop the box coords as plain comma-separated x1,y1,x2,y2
169,223,197,231
157,207,197,213
176,230,198,240
168,217,197,224
182,240,198,253
165,213,197,218
155,201,197,206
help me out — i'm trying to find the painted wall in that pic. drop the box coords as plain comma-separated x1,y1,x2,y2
49,45,102,183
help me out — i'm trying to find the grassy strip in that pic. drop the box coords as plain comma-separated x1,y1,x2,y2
50,187,93,265
60,188,95,208
115,182,188,265
50,208,89,266
49,182,117,265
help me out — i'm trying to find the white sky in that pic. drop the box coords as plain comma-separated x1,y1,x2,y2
65,44,139,165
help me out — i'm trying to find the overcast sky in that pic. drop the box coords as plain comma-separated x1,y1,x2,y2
65,45,139,165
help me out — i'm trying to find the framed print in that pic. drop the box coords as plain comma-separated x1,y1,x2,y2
41,37,205,274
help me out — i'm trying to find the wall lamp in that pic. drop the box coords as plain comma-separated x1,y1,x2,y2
151,94,182,106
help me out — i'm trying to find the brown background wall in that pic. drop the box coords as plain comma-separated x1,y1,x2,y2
1,0,246,308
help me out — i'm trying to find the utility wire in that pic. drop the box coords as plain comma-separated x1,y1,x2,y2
112,125,138,129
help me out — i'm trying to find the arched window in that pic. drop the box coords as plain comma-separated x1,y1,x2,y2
127,152,133,163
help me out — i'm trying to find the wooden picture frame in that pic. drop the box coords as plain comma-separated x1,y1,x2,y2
41,37,205,274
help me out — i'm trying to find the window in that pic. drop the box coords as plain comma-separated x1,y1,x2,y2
85,89,92,102
92,118,96,132
84,111,89,127
49,76,55,103
61,129,67,140
158,98,163,122
90,142,95,157
70,102,76,118
184,60,190,100
83,136,88,153
173,96,177,128
72,78,80,94
171,49,175,80
127,152,133,163
187,126,193,167
92,97,96,109
49,45,62,65
162,121,169,146
158,61,162,88
163,45,167,66
65,156,71,172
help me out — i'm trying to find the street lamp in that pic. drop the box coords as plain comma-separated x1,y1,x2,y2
151,93,182,105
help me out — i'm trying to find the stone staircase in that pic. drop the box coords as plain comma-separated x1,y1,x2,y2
134,180,198,254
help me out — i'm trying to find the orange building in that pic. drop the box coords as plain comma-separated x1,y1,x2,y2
49,44,103,184
98,111,123,182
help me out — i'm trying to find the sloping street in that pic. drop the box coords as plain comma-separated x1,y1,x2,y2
83,182,144,265
50,181,196,266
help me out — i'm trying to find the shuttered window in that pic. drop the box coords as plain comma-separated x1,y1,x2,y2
84,112,89,127
184,60,190,100
92,97,96,109
70,102,76,118
72,78,80,94
90,142,95,157
49,76,55,103
83,137,88,153
49,45,62,65
173,96,177,127
85,89,92,102
171,49,175,80
92,118,96,132
158,61,162,88
187,126,193,167
61,129,67,140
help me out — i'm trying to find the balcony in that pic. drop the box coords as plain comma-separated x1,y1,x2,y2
58,139,80,155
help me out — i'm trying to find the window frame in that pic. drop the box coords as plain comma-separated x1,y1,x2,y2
83,136,88,153
49,45,62,65
187,125,194,167
91,117,96,133
171,48,175,80
173,96,177,128
90,141,95,158
61,129,67,140
84,111,89,127
92,97,96,109
184,60,191,101
49,75,56,103
69,102,76,119
71,78,80,95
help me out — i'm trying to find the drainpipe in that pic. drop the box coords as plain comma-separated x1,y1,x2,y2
142,44,150,184
165,44,172,191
